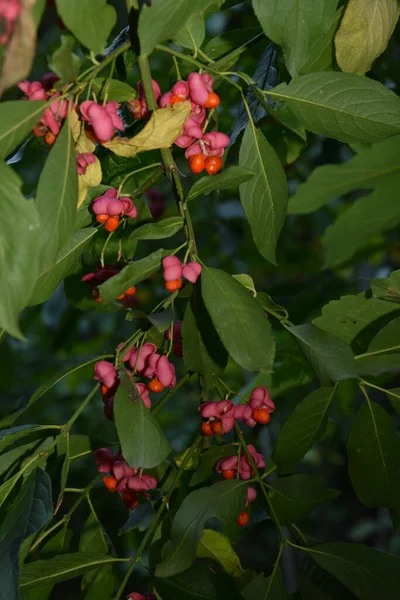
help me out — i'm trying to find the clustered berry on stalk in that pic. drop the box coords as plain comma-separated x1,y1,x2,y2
128,73,230,175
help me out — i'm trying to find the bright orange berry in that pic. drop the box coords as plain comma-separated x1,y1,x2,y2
223,469,235,480
105,216,120,232
125,286,136,296
201,421,213,437
211,420,224,436
44,131,56,146
103,476,117,492
252,407,271,425
164,279,182,292
96,214,109,224
205,156,222,176
147,378,164,393
237,511,249,527
203,92,220,109
32,123,47,137
170,95,185,104
123,490,139,510
189,153,205,174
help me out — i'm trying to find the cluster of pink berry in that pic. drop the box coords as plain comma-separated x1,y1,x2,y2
94,344,175,419
0,0,21,45
199,387,275,436
127,593,156,600
91,187,138,232
95,448,157,510
128,73,230,175
215,445,265,527
162,255,202,292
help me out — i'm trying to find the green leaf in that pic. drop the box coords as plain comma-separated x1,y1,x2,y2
335,0,399,75
257,291,289,320
0,101,46,159
187,167,255,201
29,228,96,306
239,124,288,265
267,72,400,144
365,315,400,354
173,13,206,50
20,553,119,589
201,266,275,372
273,387,336,473
35,117,78,273
114,372,171,469
348,399,400,525
138,0,207,57
309,542,400,599
0,424,47,453
155,480,246,577
190,444,236,487
182,288,228,392
369,268,400,302
232,274,257,297
288,324,357,384
0,163,40,339
252,0,339,76
55,0,117,54
313,293,400,346
196,529,244,577
269,475,339,525
203,27,262,60
0,469,52,600
129,217,183,241
98,248,164,303
154,563,243,600
49,34,81,83
92,78,136,102
289,136,400,215
242,570,287,600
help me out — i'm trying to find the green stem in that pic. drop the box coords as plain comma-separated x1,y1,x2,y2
112,436,202,600
117,163,162,195
153,372,196,415
360,378,400,400
64,384,99,431
234,423,287,542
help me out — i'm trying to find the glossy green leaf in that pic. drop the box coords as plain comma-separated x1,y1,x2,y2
98,248,164,302
29,228,96,306
289,136,400,215
55,0,117,54
154,563,243,600
114,372,171,469
267,72,400,144
348,399,400,525
129,217,183,241
0,424,47,453
155,480,246,577
252,0,339,76
182,289,228,392
92,78,136,102
273,387,336,472
138,0,207,57
202,267,275,372
335,0,399,75
0,163,40,339
269,475,340,525
187,167,255,201
20,553,119,589
239,124,288,264
309,542,400,599
173,13,205,50
35,117,78,273
0,101,46,159
196,529,244,577
289,324,357,384
242,570,287,600
0,469,52,600
369,269,400,302
313,294,400,346
49,34,81,83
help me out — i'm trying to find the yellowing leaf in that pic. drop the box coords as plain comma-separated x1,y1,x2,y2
0,0,38,96
77,158,102,208
103,101,191,157
70,110,95,153
335,0,399,74
70,110,102,208
196,529,245,577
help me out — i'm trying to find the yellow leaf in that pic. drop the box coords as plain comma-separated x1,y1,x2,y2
196,529,245,578
335,0,399,75
0,0,38,96
70,109,95,153
77,157,102,208
103,101,191,157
